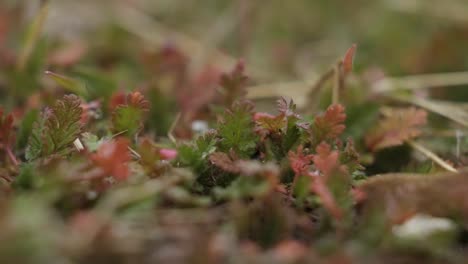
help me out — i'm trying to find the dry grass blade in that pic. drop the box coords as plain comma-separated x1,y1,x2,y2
373,71,468,93
407,140,458,172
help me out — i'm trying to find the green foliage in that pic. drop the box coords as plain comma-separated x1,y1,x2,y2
45,71,88,97
177,132,217,174
13,163,37,190
111,92,149,138
16,109,39,150
26,95,82,160
111,106,143,136
217,100,258,158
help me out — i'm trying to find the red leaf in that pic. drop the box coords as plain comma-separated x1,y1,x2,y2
312,104,346,142
109,91,126,111
306,142,347,221
365,107,427,151
309,172,343,220
127,91,150,111
90,138,131,181
109,91,149,112
342,44,357,75
288,145,314,176
312,142,339,177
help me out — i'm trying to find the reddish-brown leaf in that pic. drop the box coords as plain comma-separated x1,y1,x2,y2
254,112,286,137
365,107,427,151
109,91,126,111
109,91,149,112
127,91,150,111
90,137,131,181
312,142,339,177
288,145,314,176
312,104,346,142
342,44,357,75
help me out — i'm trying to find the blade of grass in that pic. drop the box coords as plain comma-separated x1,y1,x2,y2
373,71,468,93
45,71,88,96
408,140,458,173
17,0,49,71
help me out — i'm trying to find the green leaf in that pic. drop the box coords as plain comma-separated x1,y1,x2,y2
26,94,82,160
16,109,39,150
13,163,37,190
293,175,312,205
111,106,142,137
217,100,258,158
45,71,88,96
177,132,217,173
111,92,149,138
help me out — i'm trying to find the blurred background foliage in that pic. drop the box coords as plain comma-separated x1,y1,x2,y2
1,0,468,263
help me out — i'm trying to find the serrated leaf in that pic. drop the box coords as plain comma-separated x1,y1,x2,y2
217,100,258,158
254,112,286,132
177,131,217,172
288,145,313,176
312,142,340,177
26,94,82,160
309,142,351,221
111,91,149,138
311,104,346,144
365,107,427,151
